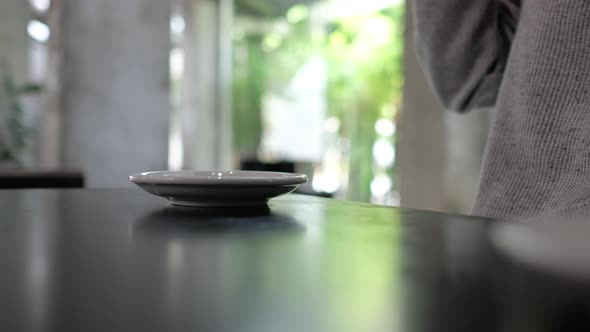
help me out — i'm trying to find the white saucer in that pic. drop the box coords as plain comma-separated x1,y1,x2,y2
491,222,590,280
129,170,308,207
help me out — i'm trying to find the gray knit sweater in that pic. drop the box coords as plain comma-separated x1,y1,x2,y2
414,0,590,220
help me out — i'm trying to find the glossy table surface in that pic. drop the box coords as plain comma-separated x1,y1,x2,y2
1,189,590,332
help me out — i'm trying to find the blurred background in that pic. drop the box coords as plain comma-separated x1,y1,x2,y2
0,0,490,214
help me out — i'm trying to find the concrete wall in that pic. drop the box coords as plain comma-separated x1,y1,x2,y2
58,0,171,187
0,0,29,83
0,1,39,167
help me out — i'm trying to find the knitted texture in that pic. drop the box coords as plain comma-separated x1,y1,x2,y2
414,0,590,220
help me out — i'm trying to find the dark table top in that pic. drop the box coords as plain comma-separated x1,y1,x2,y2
1,189,590,332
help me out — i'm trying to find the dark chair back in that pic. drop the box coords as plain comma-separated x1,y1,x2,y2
0,170,84,189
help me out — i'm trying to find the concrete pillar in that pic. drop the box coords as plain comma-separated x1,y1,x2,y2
444,111,490,213
39,4,62,168
181,0,233,171
399,0,490,214
58,0,171,187
398,0,447,212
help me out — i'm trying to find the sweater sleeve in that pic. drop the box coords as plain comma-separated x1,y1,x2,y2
413,0,520,112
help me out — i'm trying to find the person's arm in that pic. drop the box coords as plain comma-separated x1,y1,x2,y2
413,0,520,112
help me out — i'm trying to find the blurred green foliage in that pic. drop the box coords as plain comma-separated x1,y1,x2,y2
0,66,41,166
232,2,405,201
